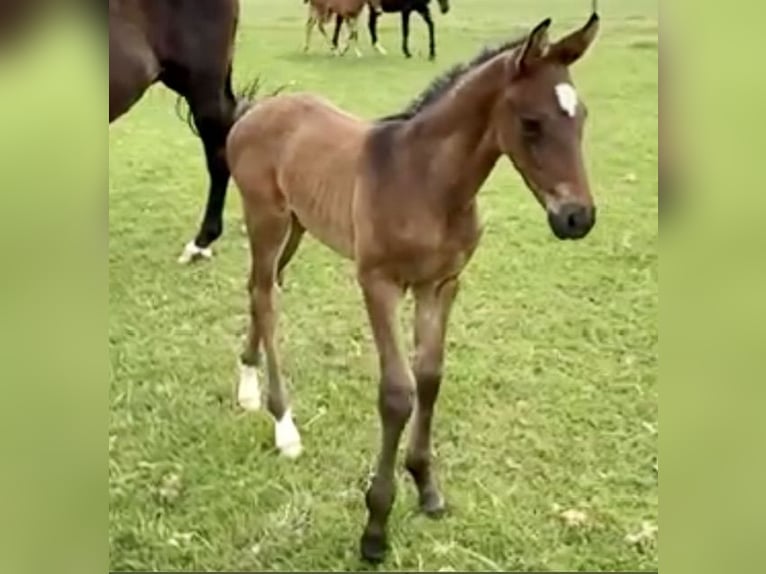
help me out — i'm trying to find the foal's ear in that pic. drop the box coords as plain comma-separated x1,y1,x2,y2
515,18,552,74
549,11,600,66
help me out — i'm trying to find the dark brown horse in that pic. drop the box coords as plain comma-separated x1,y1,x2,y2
228,8,600,563
109,0,241,263
333,0,450,60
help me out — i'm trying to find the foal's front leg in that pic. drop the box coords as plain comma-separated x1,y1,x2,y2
358,271,413,563
406,278,459,516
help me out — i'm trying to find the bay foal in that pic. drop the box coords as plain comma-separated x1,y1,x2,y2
228,10,600,562
304,0,380,56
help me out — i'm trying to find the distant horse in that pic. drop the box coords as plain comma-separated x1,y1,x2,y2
228,8,600,563
109,0,241,264
332,0,450,60
304,0,381,57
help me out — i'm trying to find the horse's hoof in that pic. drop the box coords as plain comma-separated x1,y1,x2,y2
421,491,447,518
178,240,213,264
373,43,387,55
360,531,387,563
237,363,261,411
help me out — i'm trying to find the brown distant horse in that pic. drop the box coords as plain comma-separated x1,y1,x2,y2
109,0,241,264
228,8,600,563
304,0,381,56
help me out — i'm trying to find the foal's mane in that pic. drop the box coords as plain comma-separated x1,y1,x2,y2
379,34,527,123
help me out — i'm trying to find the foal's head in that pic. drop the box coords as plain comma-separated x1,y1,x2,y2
495,14,599,240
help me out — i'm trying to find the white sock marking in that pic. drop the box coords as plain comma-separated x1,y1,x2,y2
177,240,213,264
555,83,578,117
237,363,261,411
275,409,302,458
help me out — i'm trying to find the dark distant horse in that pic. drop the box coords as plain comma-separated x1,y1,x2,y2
109,0,241,264
332,0,450,60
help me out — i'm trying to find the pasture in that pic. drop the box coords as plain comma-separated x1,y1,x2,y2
108,0,658,570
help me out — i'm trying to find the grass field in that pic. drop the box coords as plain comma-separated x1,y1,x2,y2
108,0,658,570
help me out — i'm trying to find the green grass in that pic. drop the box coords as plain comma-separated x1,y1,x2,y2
109,0,658,570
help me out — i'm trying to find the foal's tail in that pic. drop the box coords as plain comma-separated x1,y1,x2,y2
233,76,289,123
174,76,287,135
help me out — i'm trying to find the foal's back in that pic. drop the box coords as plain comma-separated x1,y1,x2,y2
307,0,368,18
227,93,369,258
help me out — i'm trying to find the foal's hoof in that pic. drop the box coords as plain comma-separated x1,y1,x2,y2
275,410,303,459
360,531,387,563
237,363,261,411
178,240,213,264
373,43,387,55
421,491,447,518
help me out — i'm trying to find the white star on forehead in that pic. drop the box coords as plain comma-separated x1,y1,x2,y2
555,83,578,117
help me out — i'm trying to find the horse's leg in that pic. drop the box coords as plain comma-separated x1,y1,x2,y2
347,16,363,58
415,5,436,60
338,18,351,56
406,277,459,516
368,6,387,54
400,9,412,58
316,12,333,47
304,7,317,52
358,271,412,563
276,215,306,288
176,69,237,264
244,207,302,457
331,14,343,52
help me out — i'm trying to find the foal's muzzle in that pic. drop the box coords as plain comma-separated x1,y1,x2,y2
547,202,596,240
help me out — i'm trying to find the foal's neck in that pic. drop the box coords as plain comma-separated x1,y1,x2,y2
412,55,507,212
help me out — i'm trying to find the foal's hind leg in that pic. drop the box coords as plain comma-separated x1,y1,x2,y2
240,207,302,457
406,278,459,516
276,215,305,288
304,6,318,52
347,16,363,58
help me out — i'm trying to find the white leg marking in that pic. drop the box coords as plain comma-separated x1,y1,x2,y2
177,240,213,264
554,83,578,117
373,42,387,55
237,363,261,411
275,409,302,458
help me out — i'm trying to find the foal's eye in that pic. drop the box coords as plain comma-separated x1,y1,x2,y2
520,117,543,142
